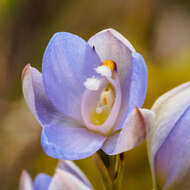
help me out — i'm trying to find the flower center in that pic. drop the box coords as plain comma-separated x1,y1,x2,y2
90,84,115,125
84,60,116,91
81,59,121,135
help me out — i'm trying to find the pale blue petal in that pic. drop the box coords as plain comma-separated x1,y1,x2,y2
147,82,190,187
155,106,190,190
22,65,64,127
19,170,33,190
49,169,91,190
88,28,135,86
41,122,106,160
42,32,101,122
33,173,51,190
102,108,154,155
88,29,147,131
59,160,93,189
114,52,148,130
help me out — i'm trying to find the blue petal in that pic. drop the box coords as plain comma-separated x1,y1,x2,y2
59,160,93,189
22,65,64,126
42,32,101,122
155,106,190,190
33,173,51,190
19,170,33,190
114,52,148,130
41,122,106,160
88,28,135,86
147,81,190,188
102,108,154,155
49,169,91,190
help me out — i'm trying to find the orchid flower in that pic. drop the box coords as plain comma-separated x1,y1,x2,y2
19,160,93,190
147,82,190,190
22,28,155,160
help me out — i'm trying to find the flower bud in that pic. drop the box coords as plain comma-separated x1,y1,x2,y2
147,82,190,190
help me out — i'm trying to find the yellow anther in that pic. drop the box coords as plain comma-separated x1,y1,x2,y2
100,87,115,108
90,84,115,126
102,60,116,72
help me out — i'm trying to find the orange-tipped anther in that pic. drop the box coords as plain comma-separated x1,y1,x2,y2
102,60,116,72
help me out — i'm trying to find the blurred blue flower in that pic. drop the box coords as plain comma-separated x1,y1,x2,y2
147,82,190,190
22,28,154,160
19,160,93,190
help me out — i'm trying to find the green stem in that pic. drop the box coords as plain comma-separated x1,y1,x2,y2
92,152,126,190
109,155,116,180
112,153,125,190
92,153,113,190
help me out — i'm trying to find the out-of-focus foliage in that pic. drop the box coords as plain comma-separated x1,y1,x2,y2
0,0,190,189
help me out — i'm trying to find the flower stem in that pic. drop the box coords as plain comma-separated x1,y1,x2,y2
92,152,126,190
112,153,125,190
92,153,113,190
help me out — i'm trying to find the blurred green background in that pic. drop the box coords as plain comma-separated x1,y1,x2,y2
0,0,190,189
